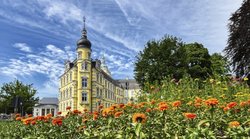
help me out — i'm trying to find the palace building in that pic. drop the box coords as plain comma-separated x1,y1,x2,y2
58,19,125,114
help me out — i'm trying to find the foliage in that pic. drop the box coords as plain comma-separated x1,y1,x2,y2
210,53,230,76
1,76,250,138
134,35,184,87
0,80,39,114
134,36,218,87
184,43,212,79
224,0,250,75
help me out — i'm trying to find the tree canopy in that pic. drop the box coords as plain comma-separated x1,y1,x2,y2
224,0,250,76
210,53,230,76
134,35,217,87
0,80,38,114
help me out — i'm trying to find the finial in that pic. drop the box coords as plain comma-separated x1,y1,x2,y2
82,16,87,37
83,16,86,29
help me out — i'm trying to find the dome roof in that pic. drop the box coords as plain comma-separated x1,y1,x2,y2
77,36,91,49
77,17,91,49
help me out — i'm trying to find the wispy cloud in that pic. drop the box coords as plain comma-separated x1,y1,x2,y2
13,43,32,53
0,0,244,97
0,43,73,96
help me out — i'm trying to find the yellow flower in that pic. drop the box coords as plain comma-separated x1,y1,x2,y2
229,121,240,128
216,81,221,85
209,79,214,83
222,87,228,91
244,77,249,81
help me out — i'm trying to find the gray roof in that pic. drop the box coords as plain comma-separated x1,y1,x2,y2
39,97,58,105
117,79,140,89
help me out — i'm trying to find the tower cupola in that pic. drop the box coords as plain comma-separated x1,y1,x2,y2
77,17,91,49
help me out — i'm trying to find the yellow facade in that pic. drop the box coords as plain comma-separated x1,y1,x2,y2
58,23,124,115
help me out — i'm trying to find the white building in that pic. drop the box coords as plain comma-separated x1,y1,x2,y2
33,97,58,117
117,79,141,103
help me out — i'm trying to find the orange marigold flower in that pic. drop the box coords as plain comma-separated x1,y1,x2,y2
127,103,133,107
98,105,104,109
146,108,152,113
93,111,99,115
184,113,197,119
93,114,98,120
16,117,22,121
240,101,248,107
153,108,159,111
227,102,237,109
229,121,240,128
83,108,88,112
119,103,125,108
111,104,118,110
205,98,219,106
57,112,62,115
159,104,168,111
52,118,63,126
73,109,81,114
194,103,202,108
82,118,88,123
114,111,123,118
132,113,147,123
22,117,33,125
66,106,71,110
158,102,167,106
172,101,181,107
46,113,52,118
28,114,32,117
36,116,45,121
195,97,203,103
223,107,230,112
31,120,36,125
150,100,156,105
15,113,21,118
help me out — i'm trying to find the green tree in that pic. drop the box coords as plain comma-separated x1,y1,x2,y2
134,35,185,87
134,36,213,87
210,53,230,76
224,0,250,76
184,43,212,79
0,80,38,114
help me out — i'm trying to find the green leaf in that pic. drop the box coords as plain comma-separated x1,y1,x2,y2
197,120,210,130
135,123,142,136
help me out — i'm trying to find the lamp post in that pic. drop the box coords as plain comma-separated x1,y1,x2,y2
20,102,23,116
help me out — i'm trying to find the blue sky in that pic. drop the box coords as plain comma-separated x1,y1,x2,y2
0,0,243,98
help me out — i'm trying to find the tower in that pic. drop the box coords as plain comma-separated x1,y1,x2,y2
76,17,92,111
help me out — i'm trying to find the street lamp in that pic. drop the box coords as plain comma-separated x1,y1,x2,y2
20,102,23,116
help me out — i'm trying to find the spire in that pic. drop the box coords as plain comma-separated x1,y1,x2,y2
77,16,91,49
82,16,87,38
100,53,111,76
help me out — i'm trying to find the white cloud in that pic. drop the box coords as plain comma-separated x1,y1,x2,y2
0,44,73,97
13,43,32,52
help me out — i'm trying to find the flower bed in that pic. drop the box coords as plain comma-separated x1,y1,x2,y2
1,77,249,138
